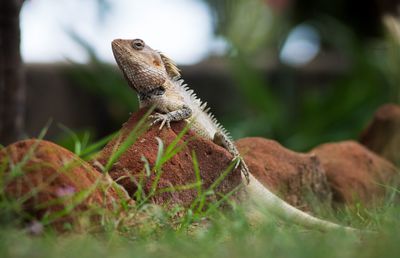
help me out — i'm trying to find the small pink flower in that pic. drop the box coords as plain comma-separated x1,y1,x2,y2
26,220,43,235
56,185,76,197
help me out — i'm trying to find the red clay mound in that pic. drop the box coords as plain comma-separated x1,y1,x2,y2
236,137,331,210
311,141,399,205
93,108,242,208
0,139,131,231
360,103,400,166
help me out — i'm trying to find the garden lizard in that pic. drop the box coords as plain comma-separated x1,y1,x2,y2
111,38,359,233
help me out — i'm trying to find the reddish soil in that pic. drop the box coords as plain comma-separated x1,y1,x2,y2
236,137,332,210
93,108,242,208
311,141,399,205
4,104,399,231
0,139,130,231
360,103,400,166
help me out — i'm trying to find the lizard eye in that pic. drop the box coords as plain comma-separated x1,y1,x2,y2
132,39,145,50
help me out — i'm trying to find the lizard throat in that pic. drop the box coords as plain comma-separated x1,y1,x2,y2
138,86,166,101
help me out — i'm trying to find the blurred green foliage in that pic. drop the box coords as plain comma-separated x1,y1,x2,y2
67,31,138,117
381,15,400,103
201,0,399,151
56,32,138,151
65,0,399,152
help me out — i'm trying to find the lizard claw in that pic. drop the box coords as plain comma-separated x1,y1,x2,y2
232,155,250,184
231,155,241,169
150,113,171,130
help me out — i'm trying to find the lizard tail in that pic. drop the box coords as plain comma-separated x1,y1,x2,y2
245,173,364,234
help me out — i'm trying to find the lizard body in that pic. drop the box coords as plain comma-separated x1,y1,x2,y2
111,38,359,233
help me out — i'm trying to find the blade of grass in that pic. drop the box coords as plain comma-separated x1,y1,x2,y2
140,122,193,205
193,159,237,213
155,182,202,195
204,184,244,216
80,131,119,159
58,123,82,155
104,107,154,172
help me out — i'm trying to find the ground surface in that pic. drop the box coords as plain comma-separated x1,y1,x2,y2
0,104,400,258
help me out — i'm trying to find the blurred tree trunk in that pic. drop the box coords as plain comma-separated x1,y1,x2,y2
0,0,25,145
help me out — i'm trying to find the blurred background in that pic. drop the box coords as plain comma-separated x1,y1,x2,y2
1,0,400,151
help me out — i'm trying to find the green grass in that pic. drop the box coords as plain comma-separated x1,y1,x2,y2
0,206,400,258
1,115,400,258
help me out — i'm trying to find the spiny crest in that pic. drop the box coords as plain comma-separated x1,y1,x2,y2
158,51,181,79
211,115,230,138
178,79,202,105
175,78,231,139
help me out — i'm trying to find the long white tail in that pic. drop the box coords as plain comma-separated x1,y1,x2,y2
245,173,360,233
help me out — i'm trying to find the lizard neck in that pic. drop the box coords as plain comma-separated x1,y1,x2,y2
137,86,166,101
137,77,178,108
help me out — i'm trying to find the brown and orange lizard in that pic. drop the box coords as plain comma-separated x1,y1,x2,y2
111,38,359,233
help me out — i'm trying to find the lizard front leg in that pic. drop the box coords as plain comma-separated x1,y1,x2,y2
213,131,250,184
150,105,192,129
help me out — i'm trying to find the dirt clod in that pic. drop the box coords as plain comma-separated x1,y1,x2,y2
236,137,332,211
94,108,242,207
311,141,399,205
0,139,131,231
360,103,400,166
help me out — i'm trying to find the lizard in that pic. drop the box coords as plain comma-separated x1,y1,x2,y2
111,38,360,233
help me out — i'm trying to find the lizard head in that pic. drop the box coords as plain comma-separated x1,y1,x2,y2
112,38,180,92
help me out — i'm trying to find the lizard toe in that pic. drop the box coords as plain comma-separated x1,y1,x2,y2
231,156,241,169
150,113,168,129
232,155,250,184
159,118,167,130
150,118,161,127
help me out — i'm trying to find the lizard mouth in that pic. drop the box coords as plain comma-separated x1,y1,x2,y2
111,39,124,56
